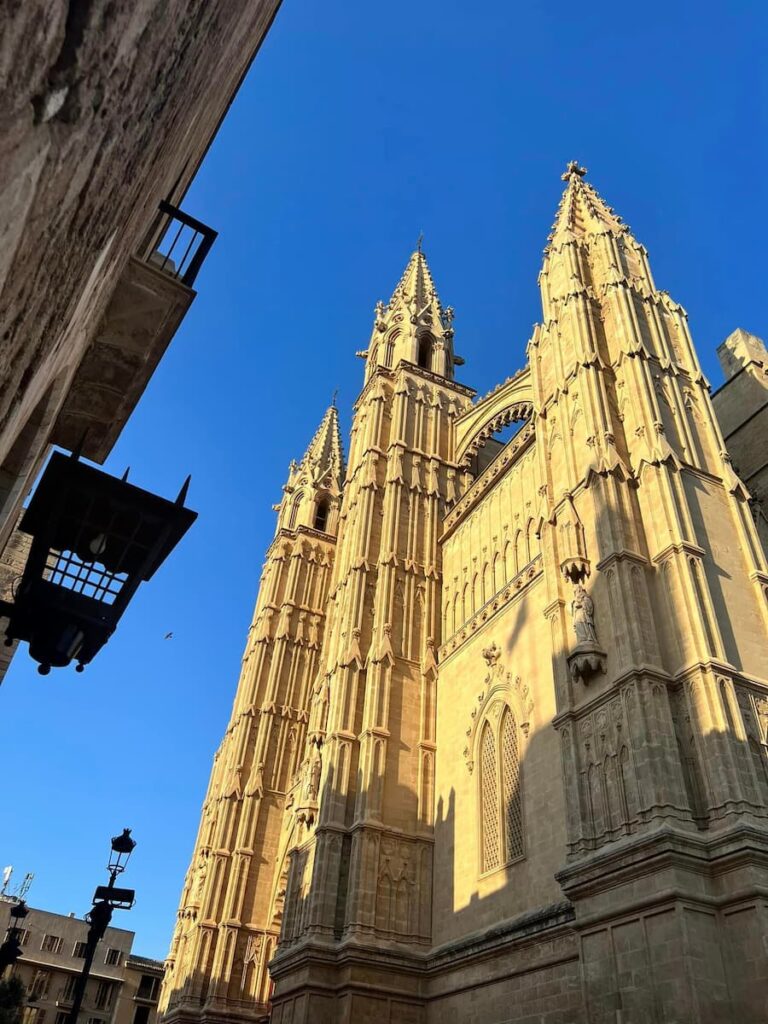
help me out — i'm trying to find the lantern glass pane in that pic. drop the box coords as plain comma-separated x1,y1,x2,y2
45,549,128,605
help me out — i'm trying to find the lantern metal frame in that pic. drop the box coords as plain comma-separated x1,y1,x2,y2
0,450,196,674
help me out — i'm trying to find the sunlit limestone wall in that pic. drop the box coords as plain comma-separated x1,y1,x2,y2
426,166,768,1023
434,430,567,947
536,167,768,1022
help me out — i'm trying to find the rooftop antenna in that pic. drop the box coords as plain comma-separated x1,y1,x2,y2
1,866,11,896
15,872,34,901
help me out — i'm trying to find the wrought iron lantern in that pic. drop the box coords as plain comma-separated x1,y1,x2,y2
108,828,136,880
65,831,137,1024
0,450,196,674
0,900,29,973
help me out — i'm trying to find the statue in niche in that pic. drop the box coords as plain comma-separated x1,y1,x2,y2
193,854,208,899
311,675,330,734
305,753,322,800
571,584,597,645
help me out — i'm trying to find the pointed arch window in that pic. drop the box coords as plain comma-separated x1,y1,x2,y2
288,492,303,530
479,705,525,873
313,495,330,532
385,330,400,367
480,723,501,872
417,334,432,370
501,709,524,860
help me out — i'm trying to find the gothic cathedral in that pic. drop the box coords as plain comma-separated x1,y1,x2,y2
160,165,768,1023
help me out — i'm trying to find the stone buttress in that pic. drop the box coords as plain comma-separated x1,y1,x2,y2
160,407,344,1024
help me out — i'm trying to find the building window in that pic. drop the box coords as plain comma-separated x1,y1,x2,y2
479,705,524,872
22,1009,45,1024
480,722,501,872
29,970,51,999
73,941,88,958
417,334,432,370
133,1007,151,1024
41,934,63,954
136,976,160,1001
313,497,329,532
104,948,121,967
5,926,29,946
94,982,113,1010
56,1013,69,1024
500,708,524,860
88,1017,105,1024
62,975,78,1001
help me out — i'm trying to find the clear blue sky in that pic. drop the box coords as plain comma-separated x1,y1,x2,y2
2,1,766,959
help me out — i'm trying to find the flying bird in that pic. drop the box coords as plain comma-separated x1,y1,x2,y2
164,632,174,640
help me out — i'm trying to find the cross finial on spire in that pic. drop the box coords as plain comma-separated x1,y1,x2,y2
416,231,424,254
562,160,587,182
331,388,338,408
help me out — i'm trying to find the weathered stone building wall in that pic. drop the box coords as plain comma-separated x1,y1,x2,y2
0,0,282,678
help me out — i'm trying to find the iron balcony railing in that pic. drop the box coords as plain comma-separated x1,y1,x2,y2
148,200,218,288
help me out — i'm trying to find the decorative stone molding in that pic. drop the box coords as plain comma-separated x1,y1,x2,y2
440,557,542,661
444,423,535,534
567,642,607,683
453,365,534,466
462,644,533,772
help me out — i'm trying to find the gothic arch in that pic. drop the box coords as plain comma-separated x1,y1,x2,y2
417,332,433,370
453,366,534,466
475,698,526,874
313,491,331,532
384,329,400,367
288,491,303,529
463,656,533,777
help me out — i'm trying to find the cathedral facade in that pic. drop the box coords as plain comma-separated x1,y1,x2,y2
160,165,768,1024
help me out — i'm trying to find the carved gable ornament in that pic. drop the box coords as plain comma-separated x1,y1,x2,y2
463,642,533,772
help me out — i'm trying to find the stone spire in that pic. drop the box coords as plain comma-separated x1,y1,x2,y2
538,161,658,332
388,245,441,312
276,404,345,535
361,244,458,379
297,402,345,488
546,161,627,250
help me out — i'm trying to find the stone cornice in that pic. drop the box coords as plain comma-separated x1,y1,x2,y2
353,360,475,411
556,823,768,908
265,526,338,561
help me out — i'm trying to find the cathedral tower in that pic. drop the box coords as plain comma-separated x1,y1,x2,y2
272,246,474,1001
161,405,344,1022
162,168,768,1024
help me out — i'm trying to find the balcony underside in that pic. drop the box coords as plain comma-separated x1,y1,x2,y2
52,254,195,462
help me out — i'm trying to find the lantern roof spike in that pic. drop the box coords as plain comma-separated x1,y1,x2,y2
175,474,192,506
121,467,130,482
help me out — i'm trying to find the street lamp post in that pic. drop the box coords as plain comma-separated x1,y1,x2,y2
65,830,137,1024
0,900,29,974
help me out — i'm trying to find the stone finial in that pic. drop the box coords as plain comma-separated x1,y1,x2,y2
562,161,587,182
482,642,501,667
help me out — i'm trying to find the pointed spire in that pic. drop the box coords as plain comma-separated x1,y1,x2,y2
546,161,628,251
388,245,442,313
299,404,345,486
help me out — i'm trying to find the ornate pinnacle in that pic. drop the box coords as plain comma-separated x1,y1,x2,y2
562,160,587,182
